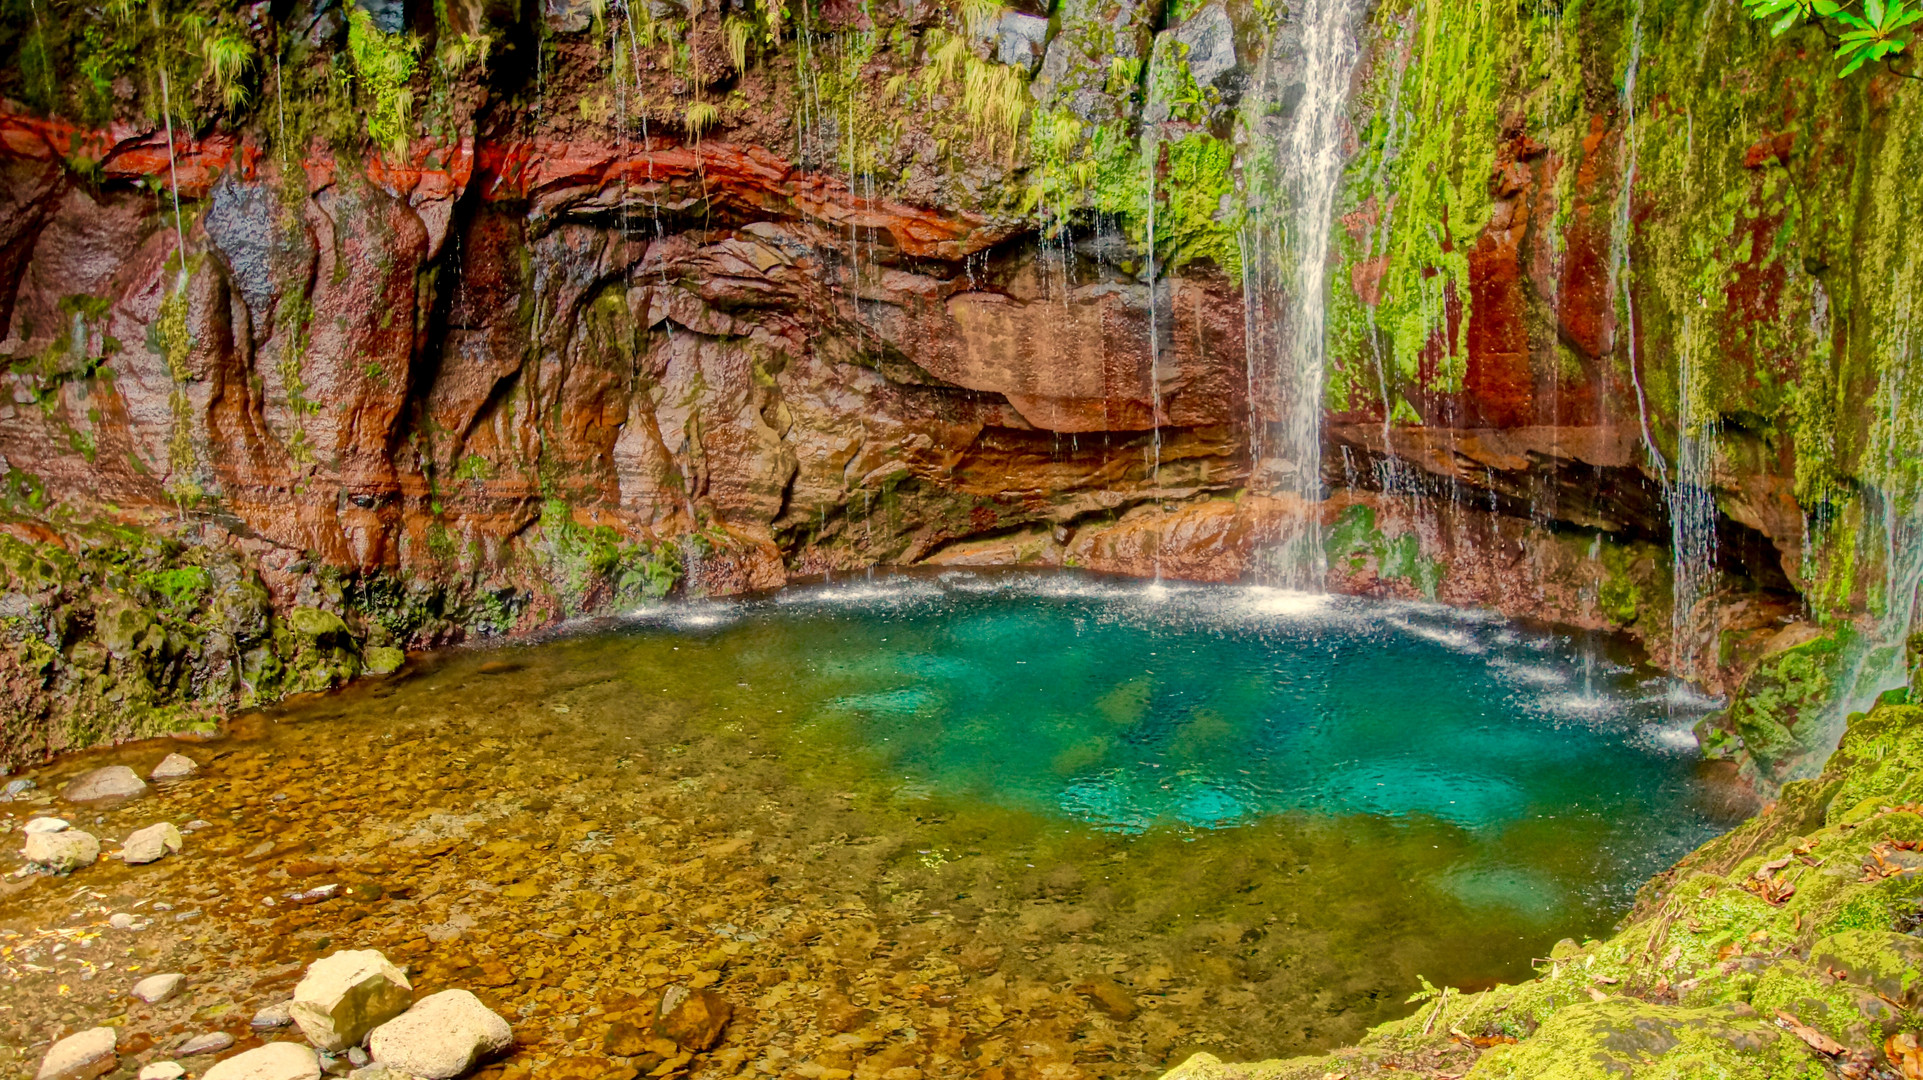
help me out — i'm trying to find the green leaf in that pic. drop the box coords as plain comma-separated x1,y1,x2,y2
1774,8,1802,31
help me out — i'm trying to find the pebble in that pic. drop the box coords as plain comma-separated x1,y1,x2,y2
35,1026,116,1080
367,989,513,1080
202,1042,322,1080
109,913,137,930
291,949,413,1052
121,822,184,865
149,753,200,780
24,828,100,873
138,1063,186,1080
132,972,186,1004
61,766,148,803
178,1031,236,1056
253,1000,295,1029
185,819,213,830
23,817,69,834
2,777,37,799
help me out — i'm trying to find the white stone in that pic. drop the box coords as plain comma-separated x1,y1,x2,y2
178,1031,235,1056
132,972,185,1004
138,1063,186,1080
35,1026,116,1080
202,1042,322,1080
24,829,99,872
109,912,136,930
22,817,69,834
253,1000,295,1028
62,766,147,802
290,949,413,1052
121,822,184,865
368,990,512,1080
150,753,199,780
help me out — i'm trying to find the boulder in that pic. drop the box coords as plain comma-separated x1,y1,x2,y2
655,984,733,1052
995,12,1050,71
362,646,404,676
367,989,513,1079
62,766,147,802
178,1032,235,1056
202,1042,322,1080
138,1063,185,1080
150,753,199,780
132,972,186,1004
290,950,413,1051
23,816,68,833
121,822,184,864
36,1027,116,1080
24,829,100,873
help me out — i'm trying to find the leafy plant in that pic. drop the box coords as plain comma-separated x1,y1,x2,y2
724,15,754,74
1744,0,1923,77
346,5,421,155
685,100,720,138
201,28,256,111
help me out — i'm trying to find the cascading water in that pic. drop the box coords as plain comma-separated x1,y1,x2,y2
1242,0,1368,590
1669,316,1720,699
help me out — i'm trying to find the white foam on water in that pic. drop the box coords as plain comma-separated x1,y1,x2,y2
1391,617,1485,654
776,578,945,607
1547,692,1618,718
1640,721,1702,754
1233,587,1332,619
1490,658,1570,688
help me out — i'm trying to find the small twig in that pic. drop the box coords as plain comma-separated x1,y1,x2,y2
1423,986,1452,1036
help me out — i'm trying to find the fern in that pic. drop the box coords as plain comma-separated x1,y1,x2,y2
959,0,1001,40
724,15,754,74
201,31,256,111
685,100,721,139
346,6,422,157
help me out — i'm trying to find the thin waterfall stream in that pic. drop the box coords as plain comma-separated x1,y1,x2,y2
1243,0,1368,590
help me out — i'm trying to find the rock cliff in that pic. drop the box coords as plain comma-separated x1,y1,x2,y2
0,0,1918,770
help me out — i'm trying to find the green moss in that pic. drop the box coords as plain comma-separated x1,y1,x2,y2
1464,999,1828,1080
1714,630,1850,776
1323,504,1444,597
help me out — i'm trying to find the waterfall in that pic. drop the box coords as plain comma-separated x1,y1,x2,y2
1670,316,1719,695
1243,0,1367,590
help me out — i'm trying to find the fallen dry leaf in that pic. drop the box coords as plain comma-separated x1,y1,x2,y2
1775,1010,1845,1056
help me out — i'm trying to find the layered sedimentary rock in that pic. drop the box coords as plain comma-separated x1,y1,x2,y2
0,0,1917,771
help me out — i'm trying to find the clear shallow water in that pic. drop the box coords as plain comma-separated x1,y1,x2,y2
257,569,1742,1061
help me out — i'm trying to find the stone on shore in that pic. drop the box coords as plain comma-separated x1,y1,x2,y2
23,817,68,834
178,1031,235,1056
132,972,186,1004
138,1063,186,1080
367,989,512,1079
290,950,413,1052
202,1042,323,1080
253,1000,295,1029
121,822,184,864
150,753,199,780
24,828,100,873
36,1026,116,1080
62,766,147,802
